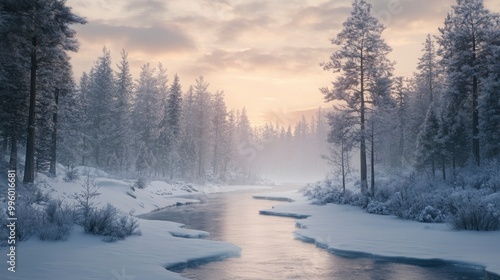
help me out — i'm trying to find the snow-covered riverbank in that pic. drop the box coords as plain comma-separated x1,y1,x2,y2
0,168,270,280
256,190,500,278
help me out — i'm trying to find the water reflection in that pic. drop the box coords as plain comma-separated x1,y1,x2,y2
142,187,488,280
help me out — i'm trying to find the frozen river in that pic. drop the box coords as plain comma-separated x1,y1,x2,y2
142,186,488,280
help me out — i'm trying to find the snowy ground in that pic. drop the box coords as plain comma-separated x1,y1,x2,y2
255,190,500,278
0,167,270,280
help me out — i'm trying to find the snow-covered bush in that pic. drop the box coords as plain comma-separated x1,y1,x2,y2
84,203,119,235
388,174,451,221
71,174,141,241
63,168,79,182
447,190,500,231
38,199,74,241
418,206,445,223
301,178,354,205
373,183,395,203
349,192,370,208
14,199,42,241
117,215,141,237
454,160,500,191
32,189,51,204
84,203,141,242
134,177,149,189
366,200,390,215
72,174,101,225
0,206,11,246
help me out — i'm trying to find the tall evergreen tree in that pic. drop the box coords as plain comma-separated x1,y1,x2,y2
0,43,29,171
132,63,161,173
159,74,182,179
478,16,500,160
437,0,494,166
417,34,441,104
0,0,85,183
193,76,212,179
113,50,134,171
321,0,393,193
86,48,116,168
325,111,355,193
211,91,228,178
415,105,441,176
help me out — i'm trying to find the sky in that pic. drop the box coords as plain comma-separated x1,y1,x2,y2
65,0,500,126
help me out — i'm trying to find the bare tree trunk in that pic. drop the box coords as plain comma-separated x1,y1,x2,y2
472,34,480,166
360,52,368,194
441,155,446,181
49,89,59,176
23,37,37,184
1,133,7,157
370,122,375,196
9,133,17,171
341,141,346,194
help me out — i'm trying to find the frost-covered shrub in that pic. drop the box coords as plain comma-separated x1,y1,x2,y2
374,184,395,203
38,200,74,241
72,174,101,225
418,206,445,223
301,179,353,205
85,203,119,235
134,177,149,189
366,200,390,215
32,189,51,204
14,199,42,241
387,174,452,222
117,215,141,237
447,190,500,231
0,207,10,246
83,203,141,241
63,168,79,182
349,192,370,208
454,160,500,191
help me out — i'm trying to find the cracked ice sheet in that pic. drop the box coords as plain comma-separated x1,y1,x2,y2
258,190,500,277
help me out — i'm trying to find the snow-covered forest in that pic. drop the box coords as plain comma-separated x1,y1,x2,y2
0,10,330,184
309,0,500,232
1,0,500,278
0,0,499,224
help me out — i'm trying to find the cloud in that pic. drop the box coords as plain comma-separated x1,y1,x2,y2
371,0,452,32
285,1,352,31
185,47,330,76
76,21,196,55
217,16,273,43
122,0,170,23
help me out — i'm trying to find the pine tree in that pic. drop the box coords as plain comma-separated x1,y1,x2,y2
478,16,500,160
179,86,197,179
437,0,495,166
193,76,212,179
321,0,393,193
211,91,228,178
415,105,441,176
113,50,134,171
325,111,355,193
86,48,116,168
417,34,441,104
0,42,29,171
159,74,182,179
0,0,85,183
392,76,409,168
132,63,162,173
47,53,75,176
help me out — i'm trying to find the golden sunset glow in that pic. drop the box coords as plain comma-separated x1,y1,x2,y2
66,0,500,125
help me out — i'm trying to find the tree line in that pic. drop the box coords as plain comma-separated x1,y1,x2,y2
0,0,333,184
322,0,500,195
